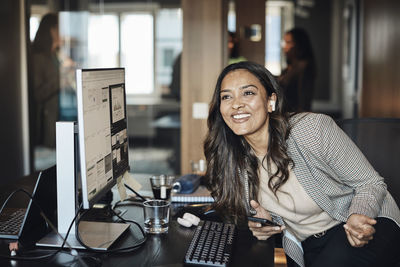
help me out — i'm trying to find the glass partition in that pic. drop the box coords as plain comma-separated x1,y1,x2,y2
29,1,182,184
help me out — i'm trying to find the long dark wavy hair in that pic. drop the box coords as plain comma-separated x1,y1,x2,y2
32,13,58,55
203,61,294,222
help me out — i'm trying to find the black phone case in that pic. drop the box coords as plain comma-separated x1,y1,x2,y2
247,216,279,226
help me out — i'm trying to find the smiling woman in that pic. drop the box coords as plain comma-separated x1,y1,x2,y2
219,69,276,153
204,61,293,221
203,61,400,267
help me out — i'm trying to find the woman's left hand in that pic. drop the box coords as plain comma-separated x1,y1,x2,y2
343,214,376,247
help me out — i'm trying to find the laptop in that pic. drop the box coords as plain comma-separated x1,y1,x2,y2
0,165,57,241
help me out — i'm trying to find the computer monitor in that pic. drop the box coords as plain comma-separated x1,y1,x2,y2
76,68,129,209
37,68,131,250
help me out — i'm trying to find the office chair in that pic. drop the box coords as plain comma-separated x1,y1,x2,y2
336,118,400,207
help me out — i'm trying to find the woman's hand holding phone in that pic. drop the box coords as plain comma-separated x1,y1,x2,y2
248,216,280,226
247,200,285,240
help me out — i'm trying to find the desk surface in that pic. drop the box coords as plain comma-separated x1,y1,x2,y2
0,175,274,267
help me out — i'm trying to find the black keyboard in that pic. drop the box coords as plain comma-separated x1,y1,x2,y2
184,220,236,267
0,208,26,235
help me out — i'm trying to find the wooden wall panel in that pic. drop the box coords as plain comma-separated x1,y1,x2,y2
360,0,400,117
181,0,226,174
235,0,265,65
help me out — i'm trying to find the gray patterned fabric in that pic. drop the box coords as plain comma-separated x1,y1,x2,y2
274,113,400,267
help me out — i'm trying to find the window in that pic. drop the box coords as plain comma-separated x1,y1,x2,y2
155,8,182,95
265,6,282,75
88,14,119,68
163,49,174,67
30,5,182,97
30,4,182,176
265,1,294,75
121,13,154,95
30,15,41,41
227,1,236,32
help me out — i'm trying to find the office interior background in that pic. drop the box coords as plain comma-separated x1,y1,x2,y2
1,0,399,187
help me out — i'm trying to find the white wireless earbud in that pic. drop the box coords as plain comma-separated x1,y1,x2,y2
270,100,276,112
183,213,200,226
177,213,201,228
177,217,193,227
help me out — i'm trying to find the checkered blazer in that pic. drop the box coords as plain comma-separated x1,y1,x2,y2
271,113,400,267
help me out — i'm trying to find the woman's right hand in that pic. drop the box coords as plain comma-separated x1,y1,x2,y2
248,200,285,240
343,214,376,247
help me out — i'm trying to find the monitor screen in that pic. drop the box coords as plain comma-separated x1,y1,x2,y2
76,68,129,209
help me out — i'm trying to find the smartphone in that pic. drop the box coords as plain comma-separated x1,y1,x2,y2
247,216,280,227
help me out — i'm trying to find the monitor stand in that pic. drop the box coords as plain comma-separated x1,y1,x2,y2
37,221,130,250
36,122,129,251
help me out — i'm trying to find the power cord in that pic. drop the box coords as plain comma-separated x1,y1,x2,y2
112,184,151,209
0,189,92,266
0,186,148,263
123,183,148,202
0,187,147,261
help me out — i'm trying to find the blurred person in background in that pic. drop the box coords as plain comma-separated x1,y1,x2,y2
278,27,316,112
31,13,61,148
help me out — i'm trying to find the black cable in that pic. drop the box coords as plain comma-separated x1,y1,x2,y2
75,205,147,253
0,189,60,261
16,192,99,267
124,183,147,202
0,189,87,266
0,186,147,261
112,199,145,210
56,250,102,267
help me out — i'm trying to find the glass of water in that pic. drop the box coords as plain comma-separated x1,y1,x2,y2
143,200,170,234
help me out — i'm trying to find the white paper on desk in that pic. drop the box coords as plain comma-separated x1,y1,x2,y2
123,171,142,192
117,176,128,201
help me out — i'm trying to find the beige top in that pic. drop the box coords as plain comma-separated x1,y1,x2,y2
257,157,340,241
